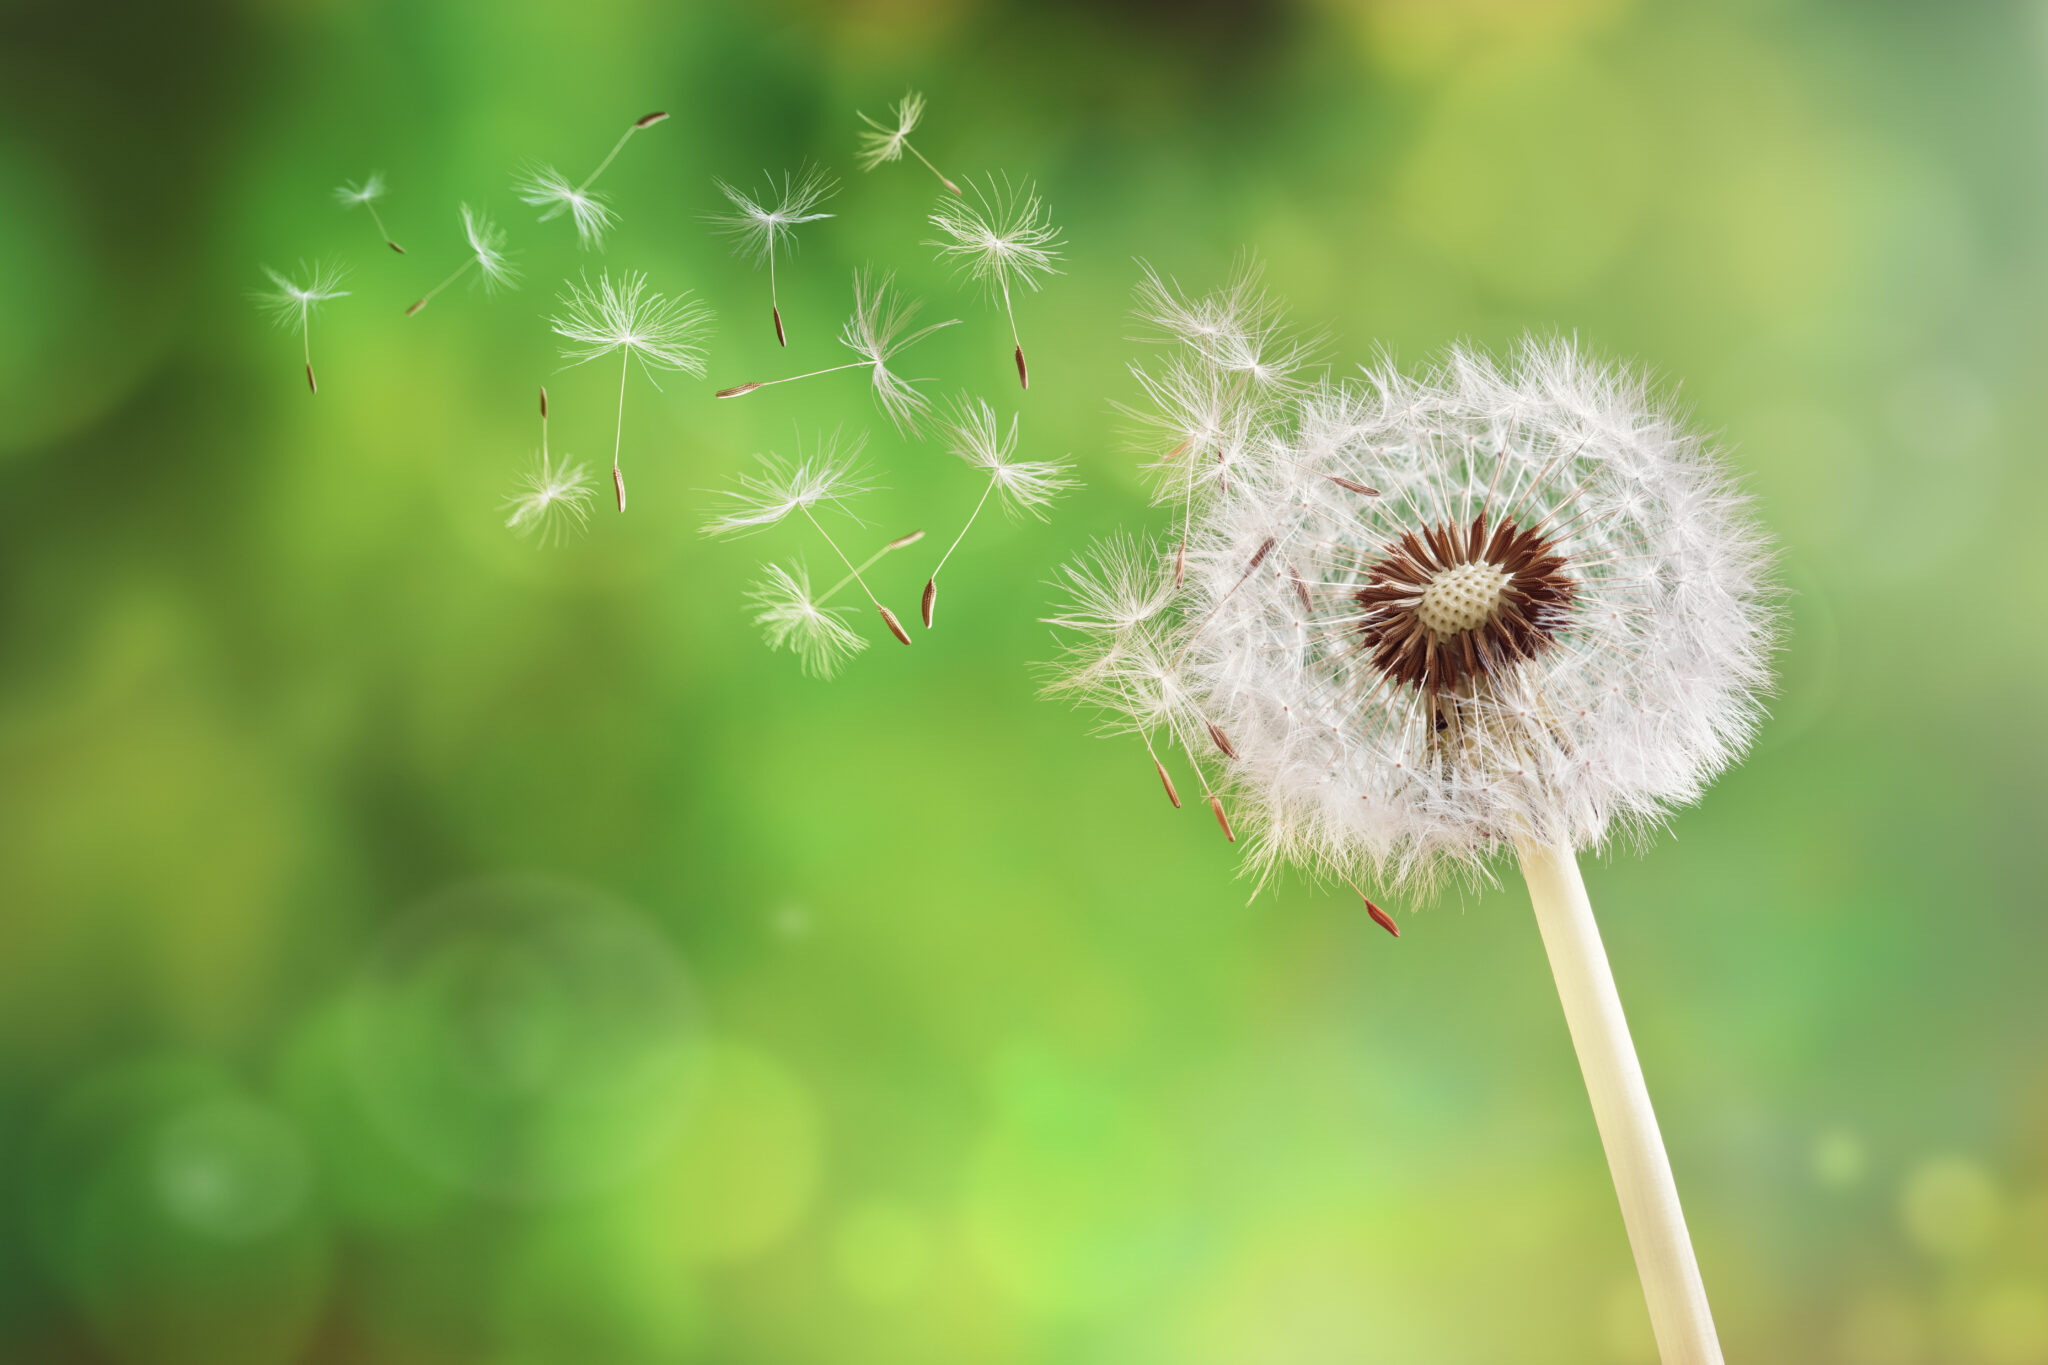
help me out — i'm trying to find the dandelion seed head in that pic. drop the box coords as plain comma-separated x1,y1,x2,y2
504,453,596,545
255,262,349,326
927,176,1063,296
552,270,713,377
748,562,869,678
855,90,926,171
458,204,518,289
702,431,873,536
838,269,958,435
710,165,837,264
946,395,1075,517
1052,296,1777,889
334,173,386,208
515,165,617,248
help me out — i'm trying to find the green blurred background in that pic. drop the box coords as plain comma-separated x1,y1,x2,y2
2,0,2045,1361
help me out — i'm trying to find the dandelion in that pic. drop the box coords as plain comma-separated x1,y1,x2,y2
855,90,960,195
715,269,958,436
921,395,1074,627
551,270,713,512
515,110,667,249
703,431,914,647
749,530,925,678
335,173,405,253
504,387,595,545
405,204,518,317
927,176,1063,389
1051,291,1775,1364
709,164,838,346
253,261,348,394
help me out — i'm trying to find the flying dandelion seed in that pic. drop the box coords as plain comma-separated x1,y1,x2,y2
515,110,666,249
748,532,927,678
927,175,1063,390
253,261,348,394
855,90,960,195
1050,274,1776,1365
703,431,914,647
715,269,957,436
406,204,518,317
709,164,838,347
334,172,405,253
504,387,595,545
921,394,1074,627
551,270,713,513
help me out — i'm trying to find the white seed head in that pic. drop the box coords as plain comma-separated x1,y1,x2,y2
855,90,926,171
552,270,713,377
946,395,1075,517
748,562,869,678
1053,296,1777,890
516,164,618,249
927,176,1063,298
702,430,873,537
504,452,596,545
254,261,349,327
709,164,837,264
839,268,958,436
334,173,386,208
458,204,518,289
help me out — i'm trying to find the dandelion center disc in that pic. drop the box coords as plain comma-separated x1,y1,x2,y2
1354,514,1579,695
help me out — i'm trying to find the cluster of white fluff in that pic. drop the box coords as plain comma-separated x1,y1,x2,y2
1051,267,1775,889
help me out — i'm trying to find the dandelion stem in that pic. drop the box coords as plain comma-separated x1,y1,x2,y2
999,276,1027,389
578,124,638,194
365,202,404,254
819,534,918,605
803,507,911,646
406,258,475,316
299,305,316,395
906,141,961,196
716,360,869,398
929,479,994,584
1516,840,1722,1365
612,349,629,512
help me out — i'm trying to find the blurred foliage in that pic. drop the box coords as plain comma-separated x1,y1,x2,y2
2,0,2046,1361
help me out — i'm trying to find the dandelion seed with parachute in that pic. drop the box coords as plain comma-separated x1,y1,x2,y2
715,269,957,436
709,164,837,347
254,261,348,395
406,204,517,317
515,110,666,249
748,529,925,679
922,395,1074,627
551,269,713,513
703,431,914,647
334,173,405,253
927,175,1063,390
855,90,960,195
1050,278,1776,1365
503,387,595,545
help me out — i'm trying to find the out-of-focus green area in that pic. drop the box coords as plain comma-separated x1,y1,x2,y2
2,0,2045,1361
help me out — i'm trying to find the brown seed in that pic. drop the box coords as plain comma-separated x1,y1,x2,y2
1290,567,1314,614
878,606,913,646
1208,794,1235,842
886,530,926,550
1357,891,1399,938
1014,344,1028,390
939,173,963,197
539,386,548,419
1330,476,1380,496
773,306,786,348
1164,439,1190,461
305,362,317,395
1154,758,1181,809
404,297,427,317
613,467,626,513
634,111,669,128
1207,722,1237,759
921,577,937,628
1247,536,1275,573
387,239,405,255
1173,541,1186,587
716,381,763,398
